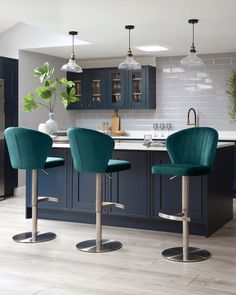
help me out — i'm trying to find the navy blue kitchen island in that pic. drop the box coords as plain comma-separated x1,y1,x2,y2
26,142,234,237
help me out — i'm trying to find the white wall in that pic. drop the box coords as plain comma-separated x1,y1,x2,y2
18,50,76,186
0,22,79,59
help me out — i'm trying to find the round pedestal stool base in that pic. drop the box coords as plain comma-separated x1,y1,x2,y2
12,231,57,243
76,239,122,253
162,247,211,262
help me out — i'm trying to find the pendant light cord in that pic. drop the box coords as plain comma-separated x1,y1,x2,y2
127,27,133,57
72,34,75,58
192,22,195,46
190,21,196,53
129,28,131,51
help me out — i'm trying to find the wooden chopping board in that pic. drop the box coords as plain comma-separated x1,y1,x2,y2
111,110,120,134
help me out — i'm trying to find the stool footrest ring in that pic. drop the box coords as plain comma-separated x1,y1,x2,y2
38,196,58,203
102,202,125,209
159,212,190,222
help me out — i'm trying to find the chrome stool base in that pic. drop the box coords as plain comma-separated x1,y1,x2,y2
76,239,122,253
12,231,57,243
162,247,211,262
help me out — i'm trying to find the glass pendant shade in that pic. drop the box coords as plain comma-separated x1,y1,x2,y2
180,19,204,67
118,54,142,70
118,25,141,70
180,52,204,66
61,56,83,73
61,31,83,73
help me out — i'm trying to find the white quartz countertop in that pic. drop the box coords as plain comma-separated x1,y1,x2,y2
52,129,236,142
53,141,234,151
112,130,236,141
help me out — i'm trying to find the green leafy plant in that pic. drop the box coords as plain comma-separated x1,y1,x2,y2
23,62,77,112
227,71,236,121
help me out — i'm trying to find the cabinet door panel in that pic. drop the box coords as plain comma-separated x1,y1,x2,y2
110,151,149,217
27,149,69,210
127,68,146,108
72,171,97,211
87,70,107,109
67,72,86,109
153,152,204,222
107,69,125,109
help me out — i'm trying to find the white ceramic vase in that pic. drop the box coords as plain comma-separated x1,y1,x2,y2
45,112,58,135
38,123,49,134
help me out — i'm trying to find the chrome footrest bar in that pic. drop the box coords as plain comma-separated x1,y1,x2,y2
38,196,58,203
159,212,190,222
102,202,125,209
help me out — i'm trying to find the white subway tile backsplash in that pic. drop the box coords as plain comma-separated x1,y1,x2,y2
213,58,232,65
75,53,236,131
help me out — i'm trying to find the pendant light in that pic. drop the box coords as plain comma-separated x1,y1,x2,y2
61,31,83,73
180,19,204,66
118,25,141,70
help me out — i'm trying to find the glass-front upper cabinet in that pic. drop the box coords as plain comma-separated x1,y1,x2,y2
127,69,146,108
107,70,125,109
67,66,156,110
66,72,84,109
88,70,106,108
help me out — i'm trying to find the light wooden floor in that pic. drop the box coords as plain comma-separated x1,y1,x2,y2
0,196,236,295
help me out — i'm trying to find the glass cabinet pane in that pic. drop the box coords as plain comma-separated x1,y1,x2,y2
112,73,122,103
74,80,82,103
92,79,101,103
132,72,142,103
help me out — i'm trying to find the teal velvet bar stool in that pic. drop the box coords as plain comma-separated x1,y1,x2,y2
67,127,131,253
152,127,218,262
4,127,64,243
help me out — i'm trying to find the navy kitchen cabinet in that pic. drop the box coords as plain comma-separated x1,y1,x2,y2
0,57,18,196
67,68,108,109
106,66,156,109
67,66,156,110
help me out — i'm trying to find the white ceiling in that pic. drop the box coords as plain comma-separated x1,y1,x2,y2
0,0,236,59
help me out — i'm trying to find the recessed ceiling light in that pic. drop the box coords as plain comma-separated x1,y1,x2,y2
136,45,168,52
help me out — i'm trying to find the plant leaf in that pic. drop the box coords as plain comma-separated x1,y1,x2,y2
36,86,52,101
23,92,40,112
34,62,54,83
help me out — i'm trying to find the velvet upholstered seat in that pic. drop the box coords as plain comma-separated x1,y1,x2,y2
67,127,131,253
4,127,64,170
67,127,130,173
4,127,64,243
152,127,218,262
152,127,218,177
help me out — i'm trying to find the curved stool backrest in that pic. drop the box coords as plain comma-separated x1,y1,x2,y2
166,127,218,169
67,128,114,173
4,127,52,170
